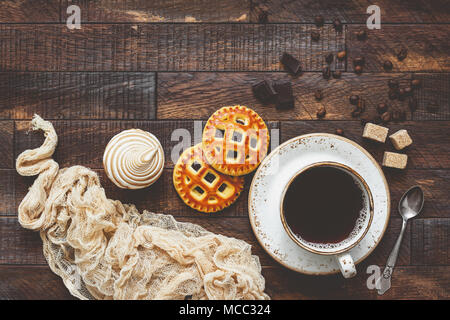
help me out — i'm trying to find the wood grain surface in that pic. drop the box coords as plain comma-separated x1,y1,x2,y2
0,0,449,300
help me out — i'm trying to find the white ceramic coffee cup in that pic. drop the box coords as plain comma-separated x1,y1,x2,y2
280,162,374,278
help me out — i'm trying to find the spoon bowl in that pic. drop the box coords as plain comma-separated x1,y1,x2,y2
398,185,424,220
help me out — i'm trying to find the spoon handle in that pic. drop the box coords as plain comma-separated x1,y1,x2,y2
377,219,407,295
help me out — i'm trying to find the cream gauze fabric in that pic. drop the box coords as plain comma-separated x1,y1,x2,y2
16,115,269,300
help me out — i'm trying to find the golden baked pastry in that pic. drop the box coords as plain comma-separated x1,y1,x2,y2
202,105,270,176
173,144,244,213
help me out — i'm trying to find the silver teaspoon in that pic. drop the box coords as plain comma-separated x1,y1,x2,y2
377,185,424,295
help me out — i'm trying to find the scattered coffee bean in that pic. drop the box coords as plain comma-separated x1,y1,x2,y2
354,65,363,74
335,128,344,136
314,89,323,101
377,103,389,114
316,106,327,118
332,70,342,79
337,50,346,60
381,111,392,123
388,88,399,100
356,30,367,41
314,16,324,27
311,31,320,41
396,48,408,61
258,11,269,23
322,66,331,79
349,95,359,105
280,52,302,75
273,81,295,109
403,86,413,97
333,18,343,32
408,98,418,112
411,79,422,88
325,53,334,64
388,79,399,89
383,60,393,71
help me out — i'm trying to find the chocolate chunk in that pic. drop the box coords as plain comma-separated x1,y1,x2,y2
322,66,331,79
332,70,342,79
356,30,367,40
280,52,302,75
396,48,408,61
311,31,320,41
383,60,393,71
273,81,295,109
252,80,277,103
258,11,269,23
333,18,343,32
314,16,324,27
377,103,388,114
337,51,346,60
316,106,326,118
325,53,334,64
314,89,323,101
349,95,359,105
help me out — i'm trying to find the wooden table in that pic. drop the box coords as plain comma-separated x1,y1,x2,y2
0,1,449,300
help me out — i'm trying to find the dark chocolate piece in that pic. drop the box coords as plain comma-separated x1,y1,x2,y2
252,80,277,103
280,52,302,75
273,81,295,109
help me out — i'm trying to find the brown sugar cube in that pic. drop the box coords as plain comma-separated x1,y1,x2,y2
362,123,389,143
389,129,412,150
382,152,408,169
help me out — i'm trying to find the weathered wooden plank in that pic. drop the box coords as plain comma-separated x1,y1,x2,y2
0,24,345,72
262,265,450,300
0,72,155,120
348,25,450,72
14,120,279,169
0,0,60,22
250,0,450,23
63,0,249,22
412,219,449,266
0,121,14,168
157,72,449,121
0,170,15,215
1,265,448,300
281,121,450,170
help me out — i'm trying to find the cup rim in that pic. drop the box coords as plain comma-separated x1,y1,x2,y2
280,161,374,256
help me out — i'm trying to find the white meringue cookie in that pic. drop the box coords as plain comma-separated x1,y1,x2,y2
103,129,164,189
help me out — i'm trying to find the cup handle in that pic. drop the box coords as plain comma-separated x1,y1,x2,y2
335,253,356,278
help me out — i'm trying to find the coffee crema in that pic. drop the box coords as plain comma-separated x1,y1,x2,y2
283,166,364,244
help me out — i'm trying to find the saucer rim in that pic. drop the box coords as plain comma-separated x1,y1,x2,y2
248,133,391,275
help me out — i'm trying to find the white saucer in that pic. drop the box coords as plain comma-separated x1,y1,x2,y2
248,133,390,275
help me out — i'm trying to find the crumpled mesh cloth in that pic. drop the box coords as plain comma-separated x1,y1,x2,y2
16,115,269,300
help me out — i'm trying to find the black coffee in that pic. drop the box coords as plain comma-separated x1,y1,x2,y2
283,166,364,244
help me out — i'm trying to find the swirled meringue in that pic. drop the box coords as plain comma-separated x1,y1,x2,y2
103,129,164,189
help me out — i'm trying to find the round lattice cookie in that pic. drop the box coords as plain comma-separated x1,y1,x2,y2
173,144,244,213
202,105,270,176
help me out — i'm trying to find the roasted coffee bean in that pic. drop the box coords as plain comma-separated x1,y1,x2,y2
411,79,422,88
397,48,408,61
388,79,399,89
333,18,343,32
403,86,413,97
383,60,393,71
381,111,392,123
315,15,324,27
314,89,323,101
349,95,359,105
332,70,342,79
356,30,367,40
354,65,363,74
353,57,365,66
311,31,320,41
337,50,346,60
335,128,344,136
322,66,331,79
388,88,399,100
316,106,327,118
377,103,388,114
408,98,418,112
325,53,334,64
258,11,269,23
